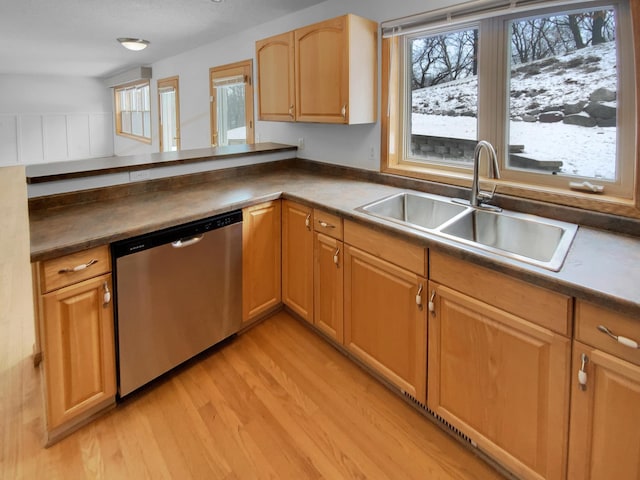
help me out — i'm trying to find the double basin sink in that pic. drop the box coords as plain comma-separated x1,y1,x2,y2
357,192,578,271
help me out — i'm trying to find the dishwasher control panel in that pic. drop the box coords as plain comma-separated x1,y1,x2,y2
112,210,242,258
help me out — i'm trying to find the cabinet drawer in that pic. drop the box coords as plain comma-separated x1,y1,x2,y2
344,220,426,276
575,300,640,367
314,209,343,240
430,250,571,336
40,246,111,293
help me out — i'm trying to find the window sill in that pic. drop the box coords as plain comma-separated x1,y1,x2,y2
382,163,640,219
116,132,152,144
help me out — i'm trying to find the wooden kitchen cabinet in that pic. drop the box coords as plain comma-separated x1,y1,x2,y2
43,274,116,431
256,14,377,124
428,251,572,480
567,302,640,479
242,201,282,325
282,200,313,323
313,209,344,342
256,31,295,121
343,221,427,403
33,245,116,442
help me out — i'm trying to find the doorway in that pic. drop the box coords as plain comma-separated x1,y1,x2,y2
157,76,181,152
209,60,254,147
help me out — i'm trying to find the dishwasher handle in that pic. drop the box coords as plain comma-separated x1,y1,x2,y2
171,234,204,249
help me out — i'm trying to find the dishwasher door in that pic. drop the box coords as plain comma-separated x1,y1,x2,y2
113,212,242,397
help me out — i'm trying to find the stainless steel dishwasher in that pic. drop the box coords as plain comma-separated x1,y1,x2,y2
112,210,242,397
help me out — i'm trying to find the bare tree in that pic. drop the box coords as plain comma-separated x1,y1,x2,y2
411,29,477,89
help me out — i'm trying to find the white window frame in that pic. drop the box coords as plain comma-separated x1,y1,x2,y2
114,80,152,144
381,0,638,216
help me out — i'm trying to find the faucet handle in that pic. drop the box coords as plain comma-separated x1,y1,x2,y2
476,184,502,212
477,183,497,202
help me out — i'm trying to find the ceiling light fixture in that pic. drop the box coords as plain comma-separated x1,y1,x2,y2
117,38,150,51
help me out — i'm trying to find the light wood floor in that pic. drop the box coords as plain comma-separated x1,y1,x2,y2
2,303,505,479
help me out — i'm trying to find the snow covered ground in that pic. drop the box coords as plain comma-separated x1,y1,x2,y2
411,114,616,179
411,42,617,180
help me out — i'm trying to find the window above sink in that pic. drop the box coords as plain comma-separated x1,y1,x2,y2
380,0,638,218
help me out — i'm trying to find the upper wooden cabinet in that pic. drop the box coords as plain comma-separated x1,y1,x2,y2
282,200,314,322
256,32,295,122
256,14,377,124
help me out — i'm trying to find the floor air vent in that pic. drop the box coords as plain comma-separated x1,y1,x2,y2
402,392,476,447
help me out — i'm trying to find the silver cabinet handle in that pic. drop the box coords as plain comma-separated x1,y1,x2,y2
318,220,335,229
171,235,204,249
597,325,639,349
341,104,347,119
578,353,589,391
333,247,340,266
103,281,111,307
58,258,98,274
289,105,294,117
305,213,311,230
415,284,423,310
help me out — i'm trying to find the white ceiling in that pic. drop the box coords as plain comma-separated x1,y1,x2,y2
0,0,327,78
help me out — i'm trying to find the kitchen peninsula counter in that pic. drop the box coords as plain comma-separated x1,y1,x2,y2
29,161,640,317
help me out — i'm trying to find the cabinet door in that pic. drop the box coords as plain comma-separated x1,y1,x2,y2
428,282,570,480
256,31,295,121
242,201,281,324
43,273,116,429
314,233,343,342
282,200,313,322
295,16,348,123
344,245,426,403
568,342,640,479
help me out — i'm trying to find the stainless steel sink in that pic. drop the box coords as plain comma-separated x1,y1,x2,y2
439,208,578,271
357,191,578,271
358,192,469,231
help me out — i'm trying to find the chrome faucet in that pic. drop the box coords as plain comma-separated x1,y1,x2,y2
470,140,501,210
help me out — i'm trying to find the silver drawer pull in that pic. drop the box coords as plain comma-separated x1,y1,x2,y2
171,235,204,249
318,220,335,229
58,258,98,274
305,213,311,230
597,325,639,349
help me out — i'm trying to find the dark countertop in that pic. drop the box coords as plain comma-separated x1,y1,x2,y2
29,166,640,317
25,143,297,184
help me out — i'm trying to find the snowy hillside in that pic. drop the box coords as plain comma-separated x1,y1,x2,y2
411,42,618,179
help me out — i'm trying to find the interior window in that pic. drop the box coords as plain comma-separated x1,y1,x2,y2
382,0,636,213
114,81,151,143
209,60,254,147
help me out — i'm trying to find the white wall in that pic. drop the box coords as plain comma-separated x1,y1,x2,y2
0,74,114,165
1,0,455,169
150,0,453,170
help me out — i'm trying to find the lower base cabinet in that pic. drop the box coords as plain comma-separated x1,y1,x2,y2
567,300,640,479
343,243,427,404
242,201,282,325
567,341,640,479
42,273,116,432
314,232,344,342
427,281,571,480
282,200,314,322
